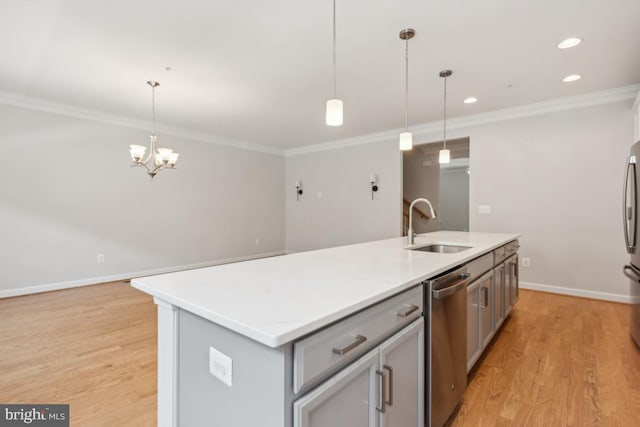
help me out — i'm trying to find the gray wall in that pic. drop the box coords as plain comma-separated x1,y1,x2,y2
0,104,285,295
285,140,402,252
439,168,470,231
285,100,634,299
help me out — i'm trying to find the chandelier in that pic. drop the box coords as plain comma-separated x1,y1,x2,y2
129,81,179,178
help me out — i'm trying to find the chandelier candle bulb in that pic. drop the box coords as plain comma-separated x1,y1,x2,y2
129,145,147,162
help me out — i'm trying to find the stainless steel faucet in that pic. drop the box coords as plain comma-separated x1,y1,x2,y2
407,198,437,245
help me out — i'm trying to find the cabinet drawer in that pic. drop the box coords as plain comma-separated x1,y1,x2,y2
293,285,423,393
493,246,506,264
504,240,520,258
466,253,493,280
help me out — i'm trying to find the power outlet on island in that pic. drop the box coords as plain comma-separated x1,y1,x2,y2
209,346,233,387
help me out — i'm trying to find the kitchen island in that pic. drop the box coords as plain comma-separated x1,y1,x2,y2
132,231,519,427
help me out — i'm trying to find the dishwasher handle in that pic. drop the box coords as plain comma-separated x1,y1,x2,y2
432,273,471,299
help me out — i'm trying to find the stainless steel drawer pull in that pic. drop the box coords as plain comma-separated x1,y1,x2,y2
383,365,394,406
332,335,367,355
397,304,419,317
376,370,386,413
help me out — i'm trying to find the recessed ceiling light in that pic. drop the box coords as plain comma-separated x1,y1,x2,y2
557,37,582,49
562,74,582,83
463,97,477,104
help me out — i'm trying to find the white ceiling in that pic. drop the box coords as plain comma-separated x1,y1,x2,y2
2,0,639,150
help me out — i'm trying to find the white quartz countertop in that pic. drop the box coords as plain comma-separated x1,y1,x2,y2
132,231,519,348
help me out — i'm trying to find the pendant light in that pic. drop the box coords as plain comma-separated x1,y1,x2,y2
129,81,179,178
399,28,415,151
438,70,452,164
325,0,343,126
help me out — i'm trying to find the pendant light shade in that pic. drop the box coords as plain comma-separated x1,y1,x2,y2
326,98,343,126
326,0,343,126
439,69,452,164
399,131,413,151
399,28,415,151
439,149,450,164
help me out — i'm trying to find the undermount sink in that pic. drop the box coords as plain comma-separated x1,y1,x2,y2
410,244,472,254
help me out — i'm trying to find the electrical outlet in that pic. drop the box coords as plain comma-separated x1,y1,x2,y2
478,205,491,214
209,346,232,387
522,257,531,268
97,254,105,263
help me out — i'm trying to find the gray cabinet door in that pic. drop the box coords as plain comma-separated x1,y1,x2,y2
504,255,519,314
510,255,519,305
378,319,424,427
466,281,481,372
293,349,378,427
493,264,505,330
479,271,494,349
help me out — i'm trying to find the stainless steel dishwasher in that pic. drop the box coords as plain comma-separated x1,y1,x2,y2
426,266,470,427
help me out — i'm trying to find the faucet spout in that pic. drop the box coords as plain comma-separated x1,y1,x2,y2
407,197,437,245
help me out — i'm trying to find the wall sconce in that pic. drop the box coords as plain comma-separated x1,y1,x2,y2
369,173,379,200
295,180,303,201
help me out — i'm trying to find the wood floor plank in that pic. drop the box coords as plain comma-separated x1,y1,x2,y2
450,289,640,427
0,282,156,426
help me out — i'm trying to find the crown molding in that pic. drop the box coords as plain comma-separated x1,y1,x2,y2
0,91,285,156
285,84,640,156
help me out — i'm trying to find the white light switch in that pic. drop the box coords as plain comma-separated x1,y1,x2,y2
478,205,491,214
209,346,232,387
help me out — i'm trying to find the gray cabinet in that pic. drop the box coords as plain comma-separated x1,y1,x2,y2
478,271,494,349
493,263,505,330
466,270,494,372
293,350,378,427
504,255,518,315
293,318,424,427
466,280,481,372
378,319,424,427
466,240,519,373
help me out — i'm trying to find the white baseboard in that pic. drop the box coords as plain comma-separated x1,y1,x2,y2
0,250,288,299
520,281,631,304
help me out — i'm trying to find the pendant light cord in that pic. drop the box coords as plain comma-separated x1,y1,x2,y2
443,75,447,149
332,0,337,99
404,37,409,131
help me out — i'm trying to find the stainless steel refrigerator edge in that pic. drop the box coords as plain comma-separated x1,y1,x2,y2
622,142,640,349
426,266,470,427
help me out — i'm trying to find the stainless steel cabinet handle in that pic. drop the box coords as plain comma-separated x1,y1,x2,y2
397,304,419,317
383,365,394,406
624,156,637,253
376,370,386,413
480,287,489,308
332,335,367,356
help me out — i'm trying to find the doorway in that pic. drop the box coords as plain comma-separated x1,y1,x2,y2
402,138,470,235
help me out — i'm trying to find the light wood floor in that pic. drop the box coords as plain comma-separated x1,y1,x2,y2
1,284,639,426
451,289,640,427
0,282,157,426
